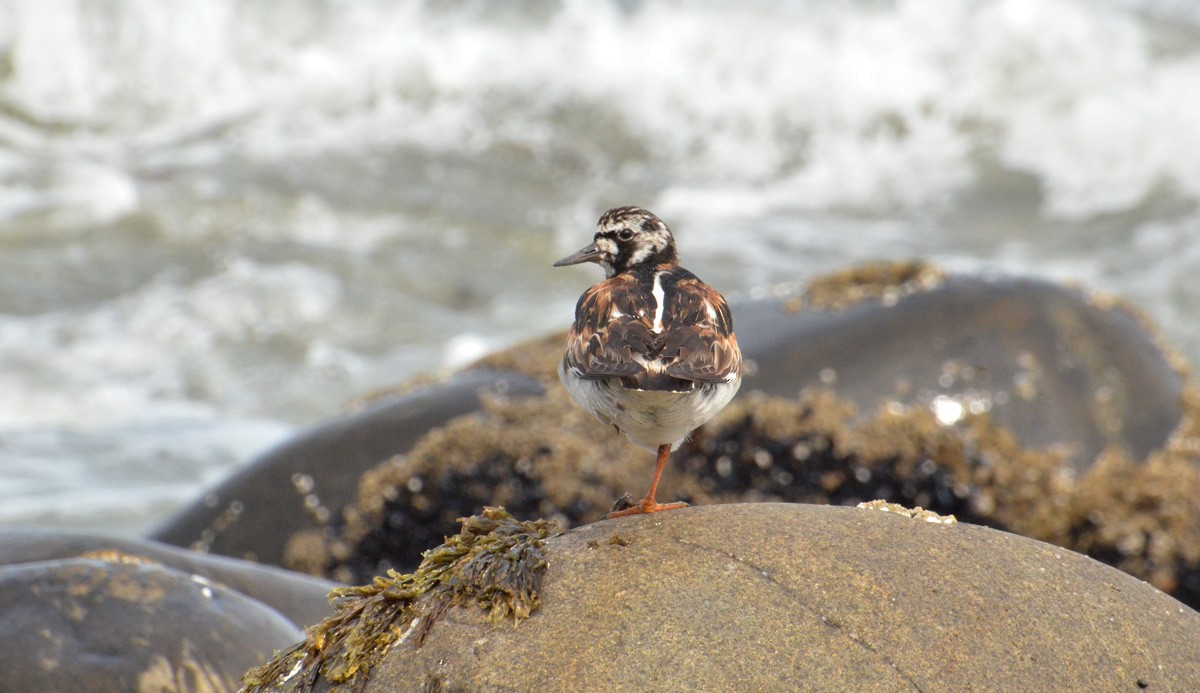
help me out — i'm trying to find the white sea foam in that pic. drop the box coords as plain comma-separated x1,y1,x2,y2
2,0,1197,226
0,258,342,427
442,333,492,372
0,418,291,533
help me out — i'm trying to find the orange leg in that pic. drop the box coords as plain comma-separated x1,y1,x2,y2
607,444,689,518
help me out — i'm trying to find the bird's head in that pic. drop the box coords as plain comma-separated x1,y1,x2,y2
553,206,678,278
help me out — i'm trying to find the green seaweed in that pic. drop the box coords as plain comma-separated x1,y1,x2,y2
243,507,559,692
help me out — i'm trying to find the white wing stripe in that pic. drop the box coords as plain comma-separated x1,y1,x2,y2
651,271,665,334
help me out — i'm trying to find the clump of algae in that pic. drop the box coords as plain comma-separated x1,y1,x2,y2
782,260,947,313
673,390,1073,542
1064,384,1200,594
467,330,566,385
288,386,643,583
244,507,559,692
291,385,1072,586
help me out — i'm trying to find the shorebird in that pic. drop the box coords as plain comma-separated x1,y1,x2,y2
555,206,742,517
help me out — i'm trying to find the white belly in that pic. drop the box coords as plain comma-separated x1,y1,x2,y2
559,363,741,451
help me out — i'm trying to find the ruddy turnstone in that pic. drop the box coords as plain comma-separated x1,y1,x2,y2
554,206,742,518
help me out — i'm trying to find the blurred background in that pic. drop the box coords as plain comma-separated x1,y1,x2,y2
1,0,1198,534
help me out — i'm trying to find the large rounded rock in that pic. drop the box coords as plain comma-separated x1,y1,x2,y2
150,370,544,564
371,504,1199,690
0,556,302,693
0,529,339,628
735,271,1184,471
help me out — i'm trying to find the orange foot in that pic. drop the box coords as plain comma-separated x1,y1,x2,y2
606,498,689,519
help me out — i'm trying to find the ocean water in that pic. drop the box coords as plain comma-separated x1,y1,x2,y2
1,0,1198,534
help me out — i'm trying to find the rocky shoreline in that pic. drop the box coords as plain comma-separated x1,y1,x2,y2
6,264,1200,690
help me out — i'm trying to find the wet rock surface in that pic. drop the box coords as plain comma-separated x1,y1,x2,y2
0,555,302,693
282,504,1200,691
736,269,1186,470
149,370,544,565
0,529,339,628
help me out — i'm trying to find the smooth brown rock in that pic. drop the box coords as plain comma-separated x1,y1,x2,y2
0,529,339,628
371,503,1200,691
0,557,302,693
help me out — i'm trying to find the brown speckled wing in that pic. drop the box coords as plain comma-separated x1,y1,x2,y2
660,277,742,383
564,271,742,388
563,275,655,379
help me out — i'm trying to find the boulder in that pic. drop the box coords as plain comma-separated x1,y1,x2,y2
0,529,338,628
364,503,1200,690
735,269,1185,471
0,555,302,693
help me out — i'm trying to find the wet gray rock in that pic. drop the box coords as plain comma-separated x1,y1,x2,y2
736,273,1184,471
0,529,338,628
0,556,302,693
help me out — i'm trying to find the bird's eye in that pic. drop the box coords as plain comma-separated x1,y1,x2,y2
617,229,634,241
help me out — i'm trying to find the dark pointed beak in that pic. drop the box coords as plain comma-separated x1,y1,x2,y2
553,242,605,267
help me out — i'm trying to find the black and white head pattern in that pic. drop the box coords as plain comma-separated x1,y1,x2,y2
591,206,679,278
